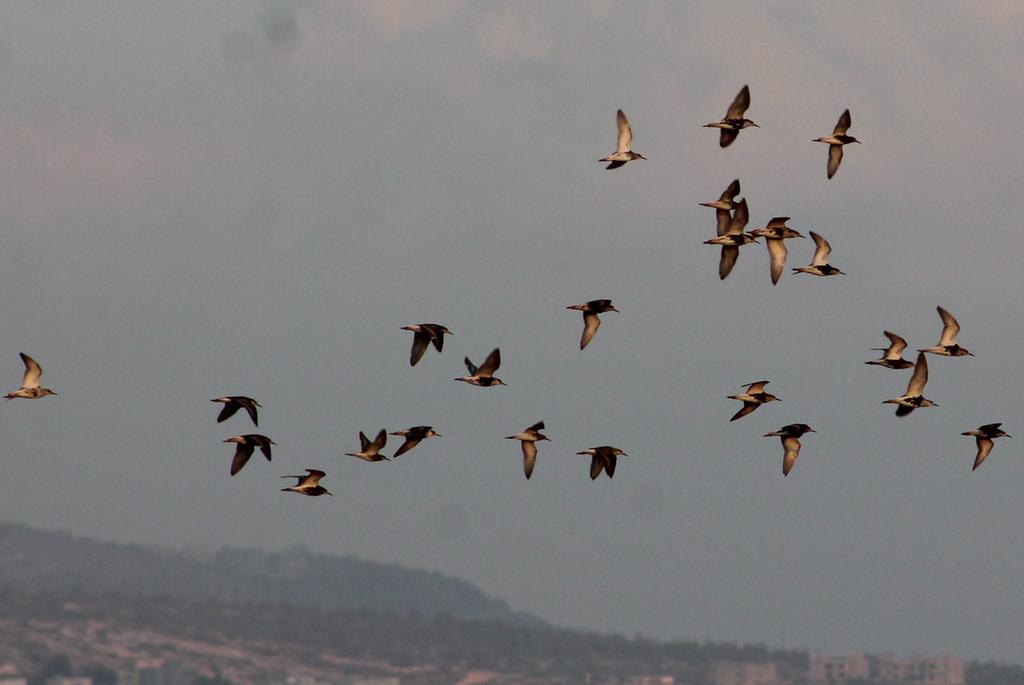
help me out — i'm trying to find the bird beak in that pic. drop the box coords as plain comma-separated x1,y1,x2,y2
808,428,817,433
752,122,760,127
609,306,620,313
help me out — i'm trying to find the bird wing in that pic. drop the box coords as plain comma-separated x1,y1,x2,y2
216,402,241,423
730,401,760,422
604,454,618,478
589,454,604,480
973,437,994,471
809,231,832,266
604,160,627,170
615,109,632,154
477,348,501,376
727,198,748,234
766,217,791,229
782,436,801,476
715,208,731,237
410,331,431,366
522,440,537,479
428,326,447,353
906,352,929,395
230,443,256,476
745,381,769,393
258,440,273,461
719,246,739,280
766,238,788,285
883,331,909,357
393,438,419,458
719,128,739,148
720,178,741,202
464,357,478,375
726,85,750,119
358,431,370,451
370,429,388,451
833,109,852,136
239,397,260,426
580,312,602,350
827,144,844,179
303,469,327,486
937,306,961,346
19,353,42,389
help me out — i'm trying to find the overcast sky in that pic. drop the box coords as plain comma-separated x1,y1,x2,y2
1,0,1024,664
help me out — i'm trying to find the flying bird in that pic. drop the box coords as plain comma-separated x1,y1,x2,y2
566,299,619,350
704,85,758,148
750,217,805,285
728,381,780,421
699,179,741,236
401,323,452,367
962,423,1011,471
455,348,506,386
281,469,333,496
4,353,56,400
210,396,261,426
704,197,758,279
792,231,845,277
763,424,816,476
865,331,915,369
599,109,646,169
577,446,627,480
883,352,938,416
814,109,860,179
505,421,550,479
223,434,275,476
345,429,389,462
918,306,973,357
390,425,441,458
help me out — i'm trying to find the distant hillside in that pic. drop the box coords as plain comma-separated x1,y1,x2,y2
0,521,535,624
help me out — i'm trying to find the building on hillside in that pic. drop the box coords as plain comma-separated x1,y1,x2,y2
626,676,674,685
808,653,964,685
875,655,964,685
710,661,786,685
808,654,870,683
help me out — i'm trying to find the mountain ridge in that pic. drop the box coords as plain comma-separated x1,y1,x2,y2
0,520,539,625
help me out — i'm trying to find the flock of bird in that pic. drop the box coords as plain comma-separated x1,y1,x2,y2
2,84,1011,487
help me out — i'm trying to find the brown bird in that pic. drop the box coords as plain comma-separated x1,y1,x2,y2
813,109,860,179
883,352,938,417
699,178,741,236
566,300,619,350
223,434,275,476
211,396,261,426
4,353,56,400
962,424,1011,471
728,381,780,421
599,109,647,169
918,306,973,357
401,323,452,366
505,421,550,479
865,331,915,369
346,429,389,462
577,446,627,480
390,426,441,458
454,348,506,387
281,469,333,496
763,424,815,476
703,85,758,148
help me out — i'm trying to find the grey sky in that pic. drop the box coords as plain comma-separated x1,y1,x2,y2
1,0,1023,663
